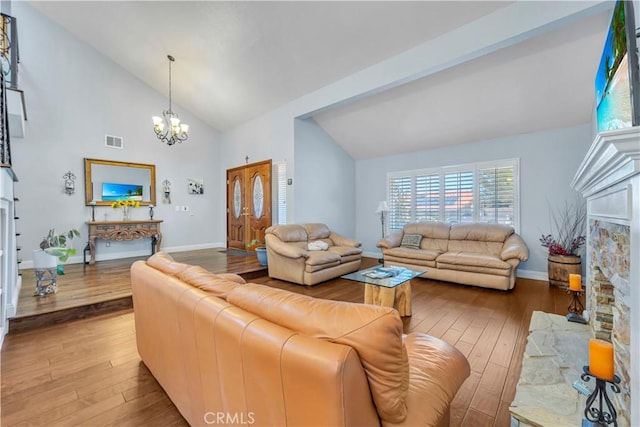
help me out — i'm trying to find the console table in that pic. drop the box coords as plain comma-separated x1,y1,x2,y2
84,220,163,264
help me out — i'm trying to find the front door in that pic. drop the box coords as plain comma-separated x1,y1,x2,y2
226,160,272,250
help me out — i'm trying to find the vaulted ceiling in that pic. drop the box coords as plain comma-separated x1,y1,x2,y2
30,1,612,159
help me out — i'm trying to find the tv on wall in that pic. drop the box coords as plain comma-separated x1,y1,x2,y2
595,0,640,133
101,182,144,201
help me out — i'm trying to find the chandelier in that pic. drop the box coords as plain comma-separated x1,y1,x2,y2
152,55,189,145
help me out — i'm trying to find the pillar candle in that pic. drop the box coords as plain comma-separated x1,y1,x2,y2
589,338,614,381
569,273,582,291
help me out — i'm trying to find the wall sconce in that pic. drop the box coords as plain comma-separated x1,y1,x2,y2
162,179,171,204
149,204,155,220
63,171,76,195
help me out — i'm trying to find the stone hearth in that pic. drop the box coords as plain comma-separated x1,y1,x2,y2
509,311,591,426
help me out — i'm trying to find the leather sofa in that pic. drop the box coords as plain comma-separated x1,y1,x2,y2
265,223,362,285
377,222,529,291
131,252,471,427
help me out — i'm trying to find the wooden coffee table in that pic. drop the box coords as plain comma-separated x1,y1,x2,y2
342,266,425,316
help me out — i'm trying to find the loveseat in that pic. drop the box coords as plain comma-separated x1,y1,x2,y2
265,223,362,285
377,222,529,291
131,252,471,426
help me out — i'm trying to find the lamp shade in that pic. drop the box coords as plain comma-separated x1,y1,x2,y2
376,201,389,213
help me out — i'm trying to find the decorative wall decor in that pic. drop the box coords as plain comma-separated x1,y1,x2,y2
162,179,171,203
187,177,204,195
63,171,76,195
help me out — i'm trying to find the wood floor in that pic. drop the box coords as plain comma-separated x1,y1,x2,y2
1,250,574,427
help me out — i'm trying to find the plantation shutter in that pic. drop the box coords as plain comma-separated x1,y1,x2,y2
276,162,287,224
478,166,514,225
443,170,474,224
388,176,412,231
415,174,440,222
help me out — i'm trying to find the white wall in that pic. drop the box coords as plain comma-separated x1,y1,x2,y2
12,2,224,266
293,118,356,236
356,124,592,277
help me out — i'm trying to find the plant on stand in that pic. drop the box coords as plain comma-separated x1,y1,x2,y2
246,238,268,266
540,199,587,288
38,228,81,275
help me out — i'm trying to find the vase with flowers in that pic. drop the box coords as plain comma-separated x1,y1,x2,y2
540,199,587,288
111,199,140,220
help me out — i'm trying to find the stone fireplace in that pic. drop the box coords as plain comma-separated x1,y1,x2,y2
572,127,639,426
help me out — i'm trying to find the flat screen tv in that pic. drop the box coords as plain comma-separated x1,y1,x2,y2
101,182,144,201
595,0,640,133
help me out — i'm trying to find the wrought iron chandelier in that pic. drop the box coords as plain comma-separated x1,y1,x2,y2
152,55,189,145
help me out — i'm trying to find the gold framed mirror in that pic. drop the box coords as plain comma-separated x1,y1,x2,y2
84,158,156,206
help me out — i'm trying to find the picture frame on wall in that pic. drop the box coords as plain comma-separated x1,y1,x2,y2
187,177,204,194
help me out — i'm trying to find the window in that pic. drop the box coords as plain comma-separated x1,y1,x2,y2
387,158,519,232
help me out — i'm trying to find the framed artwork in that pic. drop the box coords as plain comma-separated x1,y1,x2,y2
187,177,204,194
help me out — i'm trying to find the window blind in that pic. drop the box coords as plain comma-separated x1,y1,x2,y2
276,162,287,224
386,159,519,231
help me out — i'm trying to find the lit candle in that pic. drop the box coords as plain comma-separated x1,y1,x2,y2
569,274,582,291
589,338,614,381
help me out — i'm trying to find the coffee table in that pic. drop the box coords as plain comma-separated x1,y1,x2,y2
342,266,425,316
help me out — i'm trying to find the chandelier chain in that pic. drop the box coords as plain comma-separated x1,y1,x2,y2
152,54,188,145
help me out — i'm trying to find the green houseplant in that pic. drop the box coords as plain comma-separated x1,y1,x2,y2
540,200,586,287
37,228,81,274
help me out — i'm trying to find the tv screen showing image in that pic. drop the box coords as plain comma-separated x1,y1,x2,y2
595,0,640,133
101,182,144,201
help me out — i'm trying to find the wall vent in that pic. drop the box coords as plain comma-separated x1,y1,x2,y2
105,135,123,149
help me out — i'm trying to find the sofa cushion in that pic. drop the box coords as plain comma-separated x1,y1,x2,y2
176,266,245,299
384,247,442,262
437,251,511,270
266,224,308,242
305,251,341,266
403,222,450,252
147,251,190,276
302,223,331,240
448,223,514,256
400,234,422,249
227,284,409,423
327,246,363,257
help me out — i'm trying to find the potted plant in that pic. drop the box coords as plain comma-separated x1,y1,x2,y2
36,228,81,274
540,200,586,288
246,238,268,266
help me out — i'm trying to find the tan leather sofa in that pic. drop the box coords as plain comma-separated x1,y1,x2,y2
131,252,471,427
377,222,529,291
265,223,362,285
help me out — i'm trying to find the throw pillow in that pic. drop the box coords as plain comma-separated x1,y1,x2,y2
400,234,422,249
308,240,329,251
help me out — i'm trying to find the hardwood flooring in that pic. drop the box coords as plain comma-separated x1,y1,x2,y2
2,250,576,426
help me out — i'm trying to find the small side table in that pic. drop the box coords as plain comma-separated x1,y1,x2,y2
34,267,57,296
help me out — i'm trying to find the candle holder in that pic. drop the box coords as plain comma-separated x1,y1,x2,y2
581,366,620,426
89,202,96,222
566,288,587,323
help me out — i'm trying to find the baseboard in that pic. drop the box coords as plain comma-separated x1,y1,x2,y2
363,250,383,259
517,269,548,281
19,242,226,269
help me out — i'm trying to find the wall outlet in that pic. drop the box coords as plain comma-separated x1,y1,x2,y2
183,206,189,211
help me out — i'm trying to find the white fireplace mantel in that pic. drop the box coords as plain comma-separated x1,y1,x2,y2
572,126,639,426
571,127,640,197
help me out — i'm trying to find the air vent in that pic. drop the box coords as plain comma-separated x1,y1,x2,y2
105,135,123,149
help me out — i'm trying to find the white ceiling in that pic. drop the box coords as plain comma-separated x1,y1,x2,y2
29,1,611,159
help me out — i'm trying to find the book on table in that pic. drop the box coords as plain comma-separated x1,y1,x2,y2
363,266,403,279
